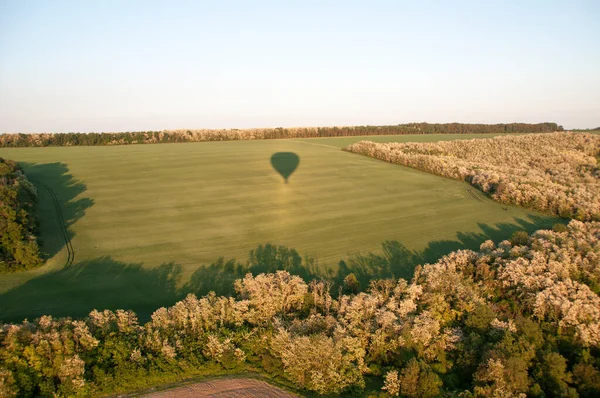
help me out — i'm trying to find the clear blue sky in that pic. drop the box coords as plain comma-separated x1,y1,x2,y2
1,0,598,132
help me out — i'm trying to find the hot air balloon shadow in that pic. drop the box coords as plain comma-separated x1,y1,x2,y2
270,152,300,184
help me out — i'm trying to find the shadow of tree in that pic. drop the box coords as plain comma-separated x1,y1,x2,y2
335,214,562,290
0,215,563,323
0,257,184,323
185,258,245,297
185,215,563,298
183,244,322,297
21,162,94,259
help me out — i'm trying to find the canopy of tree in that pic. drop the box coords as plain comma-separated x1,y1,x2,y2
1,220,599,397
0,158,42,272
0,122,562,147
345,132,600,221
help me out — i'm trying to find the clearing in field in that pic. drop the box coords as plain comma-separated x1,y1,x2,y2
0,134,559,321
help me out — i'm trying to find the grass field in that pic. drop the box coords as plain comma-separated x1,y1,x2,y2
0,133,560,321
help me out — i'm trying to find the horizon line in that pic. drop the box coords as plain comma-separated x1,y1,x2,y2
0,121,573,135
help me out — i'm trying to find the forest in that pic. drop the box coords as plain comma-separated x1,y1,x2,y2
0,122,562,147
0,221,599,397
1,130,598,397
0,158,42,272
345,132,600,222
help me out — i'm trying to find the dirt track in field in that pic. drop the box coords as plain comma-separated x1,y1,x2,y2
142,378,298,397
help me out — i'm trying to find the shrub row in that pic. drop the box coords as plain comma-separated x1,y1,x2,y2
0,122,562,147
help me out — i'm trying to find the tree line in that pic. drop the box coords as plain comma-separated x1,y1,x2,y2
345,132,600,221
0,158,42,272
0,122,563,147
1,221,599,397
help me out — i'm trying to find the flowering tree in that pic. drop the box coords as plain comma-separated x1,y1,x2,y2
1,221,599,396
345,132,600,221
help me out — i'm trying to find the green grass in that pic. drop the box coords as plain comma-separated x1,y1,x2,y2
0,133,560,322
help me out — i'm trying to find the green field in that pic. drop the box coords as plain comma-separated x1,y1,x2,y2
0,134,559,321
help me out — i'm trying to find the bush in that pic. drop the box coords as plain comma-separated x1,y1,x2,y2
0,158,42,272
343,273,361,294
553,223,568,233
510,231,530,246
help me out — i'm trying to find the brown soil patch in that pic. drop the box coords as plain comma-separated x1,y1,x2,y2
142,378,298,397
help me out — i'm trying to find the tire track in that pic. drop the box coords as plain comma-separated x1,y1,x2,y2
466,188,483,202
33,180,75,267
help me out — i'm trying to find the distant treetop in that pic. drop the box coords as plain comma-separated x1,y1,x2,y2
0,122,563,147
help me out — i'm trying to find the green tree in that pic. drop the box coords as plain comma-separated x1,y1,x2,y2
399,359,442,398
343,273,360,294
510,231,530,246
